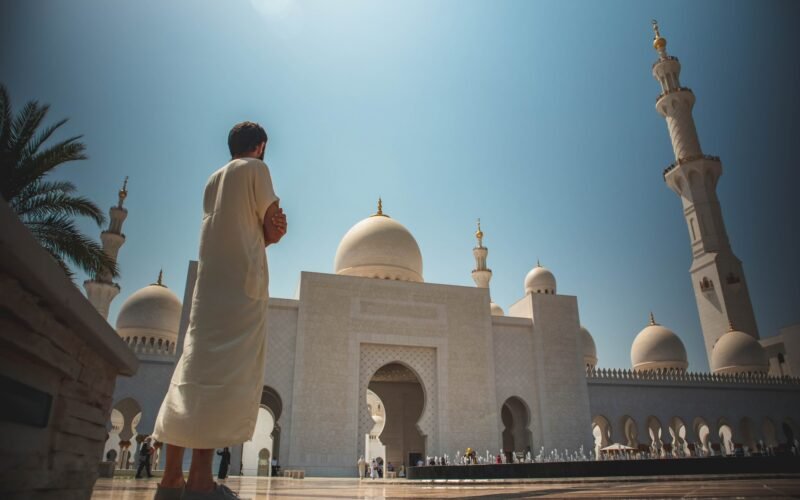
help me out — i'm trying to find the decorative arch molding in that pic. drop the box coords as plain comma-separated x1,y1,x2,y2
111,397,142,442
357,344,438,458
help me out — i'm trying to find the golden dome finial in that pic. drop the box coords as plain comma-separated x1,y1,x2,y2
649,311,657,326
536,258,541,268
371,197,389,217
153,269,165,287
118,176,129,207
727,319,735,332
475,218,484,247
652,19,667,51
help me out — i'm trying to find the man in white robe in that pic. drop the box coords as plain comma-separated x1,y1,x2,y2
152,122,287,500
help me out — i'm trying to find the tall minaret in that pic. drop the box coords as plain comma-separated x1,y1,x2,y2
471,219,491,288
84,177,128,319
472,220,504,315
651,21,759,364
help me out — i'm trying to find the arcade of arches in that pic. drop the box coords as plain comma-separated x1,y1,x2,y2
104,386,284,476
103,398,143,470
591,414,800,455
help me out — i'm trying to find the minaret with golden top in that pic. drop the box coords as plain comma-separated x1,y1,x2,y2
471,219,492,288
84,177,129,320
651,22,759,365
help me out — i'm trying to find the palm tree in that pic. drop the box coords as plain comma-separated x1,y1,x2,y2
0,84,117,279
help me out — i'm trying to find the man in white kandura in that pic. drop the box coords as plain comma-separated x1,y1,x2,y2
152,122,287,500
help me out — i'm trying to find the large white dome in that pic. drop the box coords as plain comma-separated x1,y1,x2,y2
630,314,688,372
711,328,769,375
580,326,598,368
524,262,556,295
334,202,423,282
116,274,182,348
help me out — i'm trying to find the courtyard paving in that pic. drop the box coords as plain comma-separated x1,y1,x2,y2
92,474,800,499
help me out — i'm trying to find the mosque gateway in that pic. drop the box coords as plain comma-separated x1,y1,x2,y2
97,23,800,476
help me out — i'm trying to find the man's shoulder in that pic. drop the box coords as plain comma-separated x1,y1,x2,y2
206,158,269,186
227,157,268,173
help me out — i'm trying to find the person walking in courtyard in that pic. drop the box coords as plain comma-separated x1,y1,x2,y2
216,448,231,480
357,456,365,479
151,122,288,500
135,438,154,479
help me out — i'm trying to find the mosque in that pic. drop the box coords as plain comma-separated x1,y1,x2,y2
88,24,800,477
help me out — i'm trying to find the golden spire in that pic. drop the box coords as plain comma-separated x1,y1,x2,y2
536,258,541,268
475,218,484,248
649,311,657,326
727,320,736,332
651,19,667,51
153,269,165,287
118,176,129,207
371,197,388,217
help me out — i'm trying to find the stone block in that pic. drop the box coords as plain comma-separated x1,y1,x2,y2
51,450,101,472
0,277,83,356
0,450,46,472
52,430,105,458
0,197,136,499
56,414,108,443
0,316,81,378
55,396,108,426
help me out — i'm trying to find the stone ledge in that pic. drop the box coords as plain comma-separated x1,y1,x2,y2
0,198,137,375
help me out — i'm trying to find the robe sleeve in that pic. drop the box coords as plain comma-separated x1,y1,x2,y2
252,161,279,222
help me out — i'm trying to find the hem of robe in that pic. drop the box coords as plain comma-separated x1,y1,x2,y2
151,401,259,450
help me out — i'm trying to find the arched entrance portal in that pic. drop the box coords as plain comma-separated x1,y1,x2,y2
242,407,274,476
367,362,425,470
501,397,532,460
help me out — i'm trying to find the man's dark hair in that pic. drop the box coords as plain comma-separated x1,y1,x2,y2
228,121,268,157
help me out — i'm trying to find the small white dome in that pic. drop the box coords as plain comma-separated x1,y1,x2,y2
580,326,598,368
711,328,769,375
116,277,182,345
524,262,556,295
630,314,688,372
334,202,423,282
490,302,504,316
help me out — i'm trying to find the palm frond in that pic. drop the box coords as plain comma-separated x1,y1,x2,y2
12,179,77,208
1,84,111,281
10,100,49,159
0,85,13,185
5,136,87,199
15,190,106,227
27,215,118,278
19,117,68,164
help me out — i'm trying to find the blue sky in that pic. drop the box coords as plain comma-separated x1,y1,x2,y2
2,0,798,371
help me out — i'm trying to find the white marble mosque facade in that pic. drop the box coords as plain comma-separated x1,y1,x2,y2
98,25,800,477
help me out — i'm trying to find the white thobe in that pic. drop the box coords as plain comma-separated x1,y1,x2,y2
152,157,278,449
